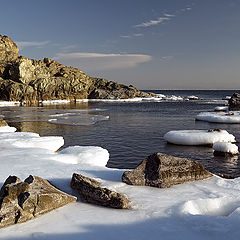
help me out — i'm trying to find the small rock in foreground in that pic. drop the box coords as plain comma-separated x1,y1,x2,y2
71,173,131,209
122,153,213,188
0,175,76,228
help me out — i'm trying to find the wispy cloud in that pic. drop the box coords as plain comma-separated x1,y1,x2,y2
135,17,171,28
53,52,152,71
120,33,144,39
16,40,50,48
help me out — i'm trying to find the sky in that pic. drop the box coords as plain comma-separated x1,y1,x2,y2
1,0,240,90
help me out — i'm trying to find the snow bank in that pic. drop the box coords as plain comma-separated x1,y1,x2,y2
0,101,20,106
59,146,109,166
0,131,64,151
181,196,240,216
1,129,240,239
213,142,239,155
0,126,17,132
196,111,240,123
164,129,235,145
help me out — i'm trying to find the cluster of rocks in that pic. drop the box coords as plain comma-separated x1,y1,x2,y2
0,151,213,229
0,35,153,105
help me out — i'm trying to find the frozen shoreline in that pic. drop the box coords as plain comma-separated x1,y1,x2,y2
1,126,240,239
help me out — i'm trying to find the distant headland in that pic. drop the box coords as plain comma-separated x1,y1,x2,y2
0,35,153,105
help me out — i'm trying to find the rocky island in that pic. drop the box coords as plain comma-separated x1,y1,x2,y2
0,35,153,105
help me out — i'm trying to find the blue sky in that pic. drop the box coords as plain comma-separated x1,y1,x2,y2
1,0,240,89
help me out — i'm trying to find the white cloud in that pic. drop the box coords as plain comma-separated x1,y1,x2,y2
120,33,144,38
120,35,132,38
16,41,50,48
133,33,144,37
164,13,175,17
135,17,170,27
53,52,152,71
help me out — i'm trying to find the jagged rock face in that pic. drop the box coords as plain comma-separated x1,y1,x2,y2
0,175,76,228
229,93,240,111
71,173,131,209
0,35,154,105
0,35,19,78
122,153,213,188
0,35,19,64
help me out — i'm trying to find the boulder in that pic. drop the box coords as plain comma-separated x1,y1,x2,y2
71,173,131,209
0,35,19,64
122,153,213,188
229,93,240,111
0,118,8,127
0,175,76,228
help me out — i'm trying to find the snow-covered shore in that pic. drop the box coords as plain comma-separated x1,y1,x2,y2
1,127,240,239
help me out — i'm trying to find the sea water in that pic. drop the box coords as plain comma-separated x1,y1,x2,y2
1,90,240,178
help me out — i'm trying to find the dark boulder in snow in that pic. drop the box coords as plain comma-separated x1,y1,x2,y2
229,93,240,111
71,173,131,209
122,153,213,188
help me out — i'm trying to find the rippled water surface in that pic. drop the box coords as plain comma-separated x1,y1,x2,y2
1,90,240,178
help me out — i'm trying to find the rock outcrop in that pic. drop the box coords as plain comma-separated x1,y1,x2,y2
0,175,76,228
122,153,213,188
0,35,154,105
229,93,240,111
0,118,8,127
71,173,131,209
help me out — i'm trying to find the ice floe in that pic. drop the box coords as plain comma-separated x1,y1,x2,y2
213,142,239,155
214,106,229,111
196,111,240,123
164,129,235,146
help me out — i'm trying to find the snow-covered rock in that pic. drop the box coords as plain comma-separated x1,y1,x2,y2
164,129,235,146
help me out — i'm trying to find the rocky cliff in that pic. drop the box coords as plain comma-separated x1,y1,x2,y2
0,35,153,105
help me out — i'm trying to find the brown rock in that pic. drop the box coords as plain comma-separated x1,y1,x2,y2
71,173,131,209
0,118,8,127
229,93,240,111
0,175,76,228
122,153,213,188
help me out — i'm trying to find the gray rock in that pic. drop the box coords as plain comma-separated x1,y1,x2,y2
71,173,131,209
229,93,240,111
122,153,213,188
0,175,76,228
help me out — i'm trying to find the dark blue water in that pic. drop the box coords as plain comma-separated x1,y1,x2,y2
2,90,240,178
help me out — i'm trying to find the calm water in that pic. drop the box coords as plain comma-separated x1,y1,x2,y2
1,90,240,178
